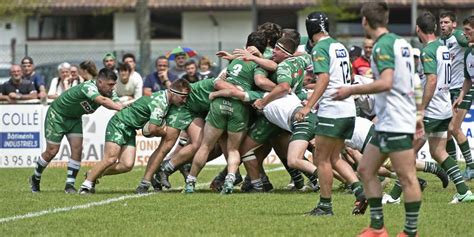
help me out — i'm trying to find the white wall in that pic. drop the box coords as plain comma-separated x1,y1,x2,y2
0,17,26,63
114,12,137,45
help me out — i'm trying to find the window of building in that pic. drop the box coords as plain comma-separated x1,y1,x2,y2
150,12,182,39
257,10,297,29
27,15,113,40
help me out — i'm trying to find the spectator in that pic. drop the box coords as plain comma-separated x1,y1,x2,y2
351,38,374,78
168,52,187,78
48,62,77,99
21,56,46,100
198,57,216,80
79,60,98,81
115,63,143,102
181,60,201,83
70,65,84,85
122,53,142,83
0,65,37,102
103,52,117,72
143,56,178,96
348,45,362,63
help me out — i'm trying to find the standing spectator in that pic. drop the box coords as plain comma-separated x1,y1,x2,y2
352,38,374,78
21,56,46,100
70,65,84,85
143,56,178,96
0,65,37,102
198,57,216,80
79,60,98,81
181,60,201,83
48,62,78,99
103,52,117,72
168,52,187,78
115,63,143,103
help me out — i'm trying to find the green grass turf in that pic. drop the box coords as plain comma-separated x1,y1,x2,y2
0,165,473,236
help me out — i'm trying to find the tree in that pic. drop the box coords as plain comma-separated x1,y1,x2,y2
300,0,358,36
136,0,151,77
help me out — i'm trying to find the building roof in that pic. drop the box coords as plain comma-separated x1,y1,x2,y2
14,0,474,12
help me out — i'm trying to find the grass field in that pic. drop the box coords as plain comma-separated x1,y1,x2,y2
0,165,473,236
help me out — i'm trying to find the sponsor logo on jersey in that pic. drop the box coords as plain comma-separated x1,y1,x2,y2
313,55,325,62
401,47,410,57
80,101,96,113
442,52,450,60
335,49,347,58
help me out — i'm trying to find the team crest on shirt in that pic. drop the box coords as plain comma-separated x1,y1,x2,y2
448,42,454,49
442,52,450,60
335,49,347,58
401,47,410,57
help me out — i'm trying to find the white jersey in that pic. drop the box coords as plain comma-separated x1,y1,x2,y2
371,33,416,133
345,117,374,151
263,93,302,132
420,41,452,119
465,48,474,81
312,36,356,118
352,75,375,116
440,29,468,89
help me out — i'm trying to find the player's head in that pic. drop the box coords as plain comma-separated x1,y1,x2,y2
361,2,389,32
416,11,437,43
463,15,474,43
272,37,297,63
282,28,300,45
246,31,267,55
79,60,98,80
96,68,118,97
439,11,456,37
257,22,282,48
305,12,329,42
169,79,191,106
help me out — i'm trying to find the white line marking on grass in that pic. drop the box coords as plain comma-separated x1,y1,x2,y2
1,166,287,224
0,193,155,224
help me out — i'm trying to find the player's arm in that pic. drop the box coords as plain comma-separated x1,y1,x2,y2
234,48,277,72
94,95,123,111
147,123,167,137
421,74,436,109
254,74,276,92
257,82,290,108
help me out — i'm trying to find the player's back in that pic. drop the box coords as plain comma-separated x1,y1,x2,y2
226,59,259,92
371,33,416,133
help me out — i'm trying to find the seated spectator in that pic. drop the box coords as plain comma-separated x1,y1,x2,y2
198,56,216,80
103,52,117,72
70,65,84,85
79,60,98,81
115,63,143,102
48,62,76,99
21,56,46,100
181,60,201,83
122,53,142,83
0,65,37,102
168,52,187,78
143,56,178,96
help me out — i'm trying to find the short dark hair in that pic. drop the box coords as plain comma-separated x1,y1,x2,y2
122,53,136,63
246,31,267,55
282,28,301,45
118,63,132,72
21,56,34,65
463,15,474,28
257,22,282,48
155,55,168,66
184,60,196,68
79,60,98,77
98,68,118,81
361,2,389,29
170,79,191,94
276,37,297,55
417,11,437,34
440,11,456,22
